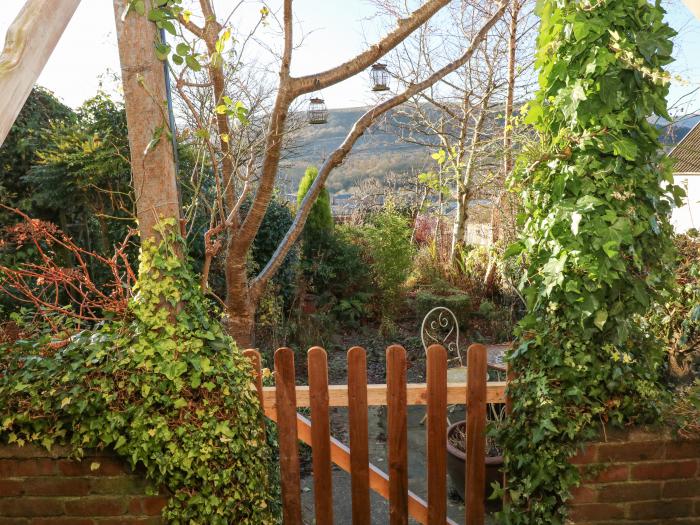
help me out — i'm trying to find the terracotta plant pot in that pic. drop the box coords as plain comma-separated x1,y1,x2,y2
446,420,503,509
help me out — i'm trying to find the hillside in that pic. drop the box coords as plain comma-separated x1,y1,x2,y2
281,107,432,195
280,106,698,196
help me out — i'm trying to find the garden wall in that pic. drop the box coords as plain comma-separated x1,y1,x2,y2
569,427,700,524
0,444,165,525
1,429,698,524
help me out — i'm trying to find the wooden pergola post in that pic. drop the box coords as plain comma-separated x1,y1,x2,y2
0,0,81,145
112,0,182,244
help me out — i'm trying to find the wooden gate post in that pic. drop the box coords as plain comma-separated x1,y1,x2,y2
112,0,182,244
0,0,81,145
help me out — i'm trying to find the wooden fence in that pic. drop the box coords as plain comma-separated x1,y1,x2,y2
244,343,507,525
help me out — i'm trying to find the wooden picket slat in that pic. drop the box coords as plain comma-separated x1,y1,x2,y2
308,347,334,525
348,346,371,525
274,347,303,525
387,344,409,525
426,345,447,525
466,344,487,525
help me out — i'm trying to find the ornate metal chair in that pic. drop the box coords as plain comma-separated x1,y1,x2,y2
421,306,466,383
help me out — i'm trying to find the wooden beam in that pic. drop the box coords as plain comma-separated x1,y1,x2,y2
682,0,700,21
260,382,507,419
112,0,182,243
0,0,81,145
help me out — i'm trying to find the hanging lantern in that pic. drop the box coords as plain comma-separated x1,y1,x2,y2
370,63,390,92
308,97,328,124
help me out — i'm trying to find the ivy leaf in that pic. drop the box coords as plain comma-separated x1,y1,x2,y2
612,138,638,161
571,212,582,236
144,125,164,155
594,309,608,330
185,55,202,72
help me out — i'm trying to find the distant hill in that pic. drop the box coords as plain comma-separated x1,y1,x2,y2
280,107,698,196
280,107,432,195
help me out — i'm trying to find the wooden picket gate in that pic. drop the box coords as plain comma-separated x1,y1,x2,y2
244,343,507,525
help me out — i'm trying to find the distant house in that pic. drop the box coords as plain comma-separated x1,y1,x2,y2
669,122,700,233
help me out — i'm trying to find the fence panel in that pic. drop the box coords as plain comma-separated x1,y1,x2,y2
243,344,496,525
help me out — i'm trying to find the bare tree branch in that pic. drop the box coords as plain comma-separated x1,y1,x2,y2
253,0,509,293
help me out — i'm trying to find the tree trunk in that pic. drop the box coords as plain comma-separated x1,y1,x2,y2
223,240,257,347
484,1,520,292
452,192,469,259
112,0,182,246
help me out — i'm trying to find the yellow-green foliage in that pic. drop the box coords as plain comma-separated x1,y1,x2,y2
0,221,274,524
297,166,333,237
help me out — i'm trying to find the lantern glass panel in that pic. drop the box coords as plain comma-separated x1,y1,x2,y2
371,63,390,92
308,97,327,124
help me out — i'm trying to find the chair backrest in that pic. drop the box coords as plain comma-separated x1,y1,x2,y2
420,306,463,367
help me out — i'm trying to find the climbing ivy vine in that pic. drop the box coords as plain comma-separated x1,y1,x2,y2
0,221,274,524
499,1,681,523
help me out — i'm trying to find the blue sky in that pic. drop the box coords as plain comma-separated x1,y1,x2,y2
0,1,699,112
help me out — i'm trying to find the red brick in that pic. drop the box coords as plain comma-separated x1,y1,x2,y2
0,498,63,517
0,445,69,459
631,460,698,480
127,499,141,515
629,499,695,519
571,445,598,465
58,458,126,477
568,503,625,521
89,477,150,496
0,479,24,496
665,440,700,460
597,481,660,502
64,497,127,517
96,519,162,525
597,441,665,462
139,497,166,516
570,485,597,504
23,477,90,496
29,516,95,525
662,478,700,499
588,464,629,483
0,460,55,477
0,519,28,525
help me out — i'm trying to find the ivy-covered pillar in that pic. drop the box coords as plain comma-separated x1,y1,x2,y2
500,1,682,523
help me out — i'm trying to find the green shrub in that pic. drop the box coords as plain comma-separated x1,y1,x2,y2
0,222,274,524
239,194,299,309
297,165,333,253
357,206,415,323
415,289,472,328
642,232,699,385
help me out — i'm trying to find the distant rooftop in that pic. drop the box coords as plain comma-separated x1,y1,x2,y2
670,121,700,173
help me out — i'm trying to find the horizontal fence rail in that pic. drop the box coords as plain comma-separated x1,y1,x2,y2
257,383,506,418
244,344,503,525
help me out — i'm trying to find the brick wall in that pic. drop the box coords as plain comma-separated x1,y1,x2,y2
569,428,700,524
0,445,166,525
